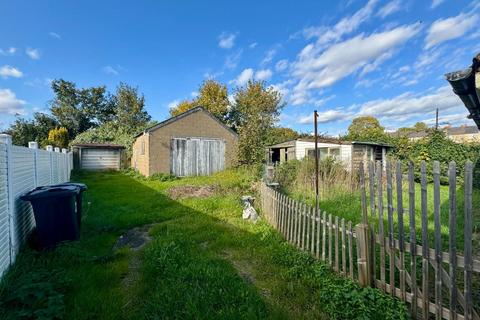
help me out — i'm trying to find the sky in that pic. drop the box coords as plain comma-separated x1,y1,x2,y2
1,0,479,135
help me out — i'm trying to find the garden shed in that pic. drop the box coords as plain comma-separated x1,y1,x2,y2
132,107,238,177
72,143,125,170
266,138,392,171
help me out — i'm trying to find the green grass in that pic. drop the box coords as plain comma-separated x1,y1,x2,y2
0,169,407,319
288,181,480,251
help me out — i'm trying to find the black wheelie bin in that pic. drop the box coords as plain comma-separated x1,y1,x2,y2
20,185,81,249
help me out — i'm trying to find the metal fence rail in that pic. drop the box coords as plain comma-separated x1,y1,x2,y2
260,159,479,320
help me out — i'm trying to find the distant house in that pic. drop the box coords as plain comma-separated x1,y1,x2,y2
131,107,238,177
266,138,392,171
401,125,480,143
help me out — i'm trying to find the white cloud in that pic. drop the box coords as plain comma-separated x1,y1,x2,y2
190,91,198,98
25,77,52,87
261,48,277,65
357,86,462,121
102,66,119,75
224,49,242,69
300,0,378,45
424,113,473,126
26,47,40,60
0,65,23,78
230,68,254,86
49,32,61,39
298,109,351,124
218,32,236,49
425,12,479,49
167,99,180,110
0,89,26,115
291,23,421,104
254,69,273,81
430,0,444,9
377,0,402,18
249,42,258,49
298,86,465,126
0,47,17,56
275,59,289,72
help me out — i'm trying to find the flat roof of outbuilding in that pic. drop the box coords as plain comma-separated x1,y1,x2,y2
72,143,125,149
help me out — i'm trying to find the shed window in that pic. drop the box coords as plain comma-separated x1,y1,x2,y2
307,147,340,159
140,140,145,155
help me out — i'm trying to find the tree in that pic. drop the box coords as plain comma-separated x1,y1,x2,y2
413,121,428,132
232,80,284,164
46,127,69,148
264,127,299,146
194,80,229,120
7,113,58,146
169,100,196,117
50,79,115,137
345,116,389,143
114,83,151,134
169,80,229,120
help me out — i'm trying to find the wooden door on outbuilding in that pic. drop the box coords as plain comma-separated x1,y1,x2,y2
171,138,225,176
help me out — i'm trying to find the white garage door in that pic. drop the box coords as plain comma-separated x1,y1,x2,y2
81,148,120,170
171,138,225,176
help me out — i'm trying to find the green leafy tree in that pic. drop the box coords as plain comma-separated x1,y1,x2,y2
50,79,115,137
345,116,389,143
232,80,284,165
264,127,299,146
169,80,229,120
46,127,69,148
7,113,58,146
114,83,151,134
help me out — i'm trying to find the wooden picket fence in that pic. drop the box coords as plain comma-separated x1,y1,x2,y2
260,160,479,320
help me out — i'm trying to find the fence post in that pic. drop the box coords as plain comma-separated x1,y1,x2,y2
0,134,14,264
28,142,38,188
46,145,53,184
357,162,372,287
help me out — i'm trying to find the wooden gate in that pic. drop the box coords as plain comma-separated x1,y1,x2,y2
171,138,225,176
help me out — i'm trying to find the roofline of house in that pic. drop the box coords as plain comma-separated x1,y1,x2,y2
266,138,393,149
134,106,238,139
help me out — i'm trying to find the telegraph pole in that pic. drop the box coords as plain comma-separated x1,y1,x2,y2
314,110,319,214
435,108,439,130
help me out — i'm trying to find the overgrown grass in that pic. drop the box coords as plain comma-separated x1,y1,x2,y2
0,169,407,319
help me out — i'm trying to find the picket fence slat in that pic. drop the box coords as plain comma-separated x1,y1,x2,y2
260,157,479,320
433,161,443,320
409,162,418,318
449,162,457,320
421,161,430,320
396,161,407,302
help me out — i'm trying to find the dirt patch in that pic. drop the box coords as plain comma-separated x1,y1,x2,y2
221,251,271,298
167,184,218,199
114,224,153,251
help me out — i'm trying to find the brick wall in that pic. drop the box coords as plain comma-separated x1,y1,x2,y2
132,109,238,176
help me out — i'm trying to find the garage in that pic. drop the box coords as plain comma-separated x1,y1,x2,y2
72,143,125,170
131,107,238,177
171,137,225,176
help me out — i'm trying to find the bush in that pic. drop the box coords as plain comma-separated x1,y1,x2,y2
273,157,355,198
392,130,480,184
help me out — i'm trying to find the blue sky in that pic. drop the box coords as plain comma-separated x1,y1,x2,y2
1,0,479,135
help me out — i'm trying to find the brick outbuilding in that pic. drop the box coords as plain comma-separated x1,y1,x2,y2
131,107,238,177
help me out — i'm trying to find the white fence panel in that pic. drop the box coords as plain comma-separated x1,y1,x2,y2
0,144,9,277
0,135,74,278
10,146,36,254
